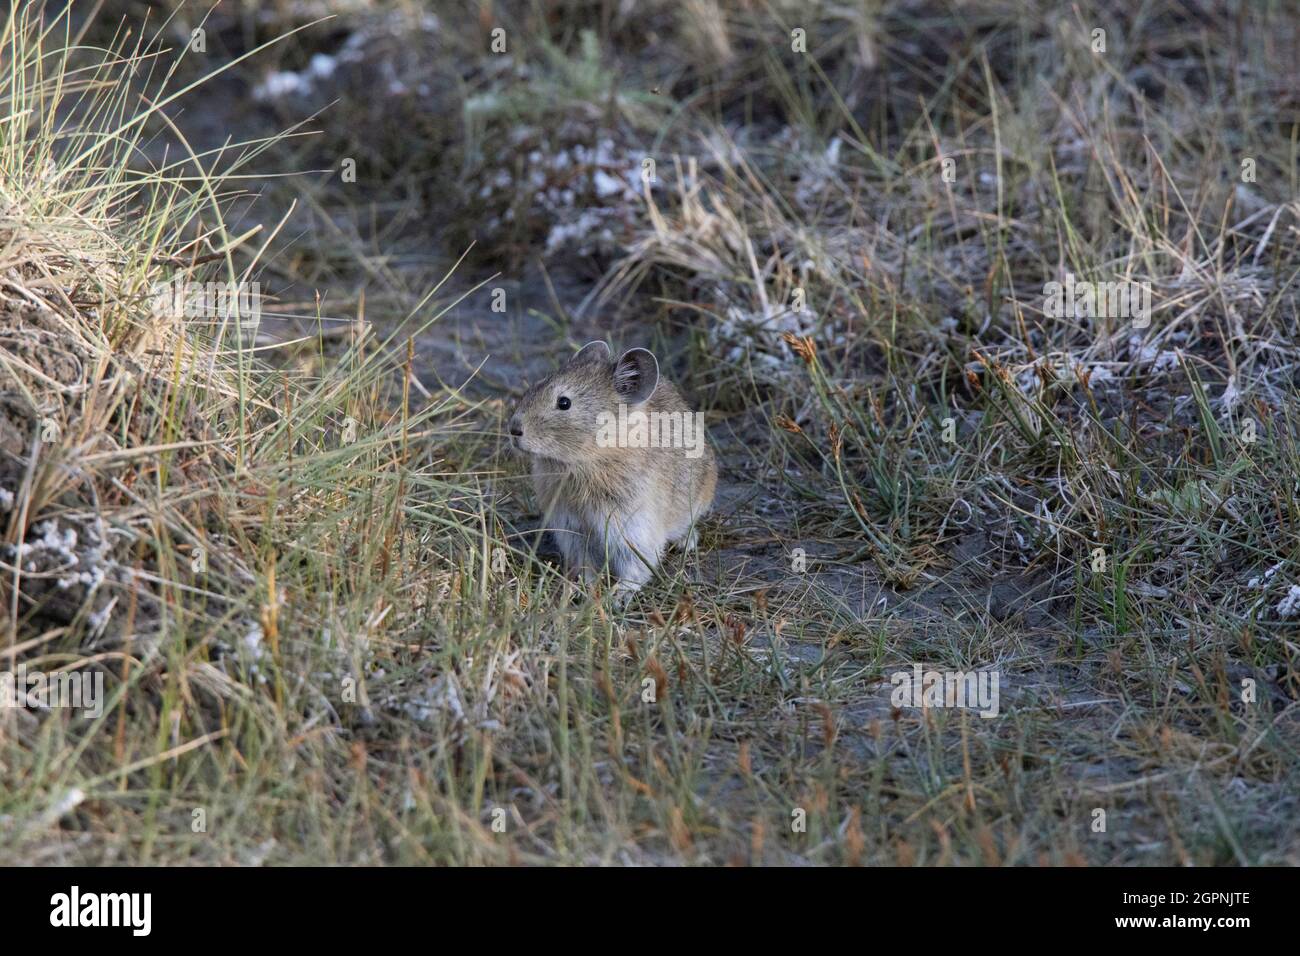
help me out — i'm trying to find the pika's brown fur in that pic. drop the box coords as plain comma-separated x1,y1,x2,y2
508,340,717,597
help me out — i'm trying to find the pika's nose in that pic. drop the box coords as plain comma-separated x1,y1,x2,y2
508,415,523,437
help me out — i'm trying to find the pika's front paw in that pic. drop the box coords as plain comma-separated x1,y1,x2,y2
568,565,598,585
610,579,642,608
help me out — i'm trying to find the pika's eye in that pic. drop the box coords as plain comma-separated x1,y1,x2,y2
556,396,571,410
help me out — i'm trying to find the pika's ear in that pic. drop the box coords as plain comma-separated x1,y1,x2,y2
572,340,612,364
612,348,659,404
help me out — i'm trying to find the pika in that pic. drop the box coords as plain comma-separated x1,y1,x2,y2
508,340,717,599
